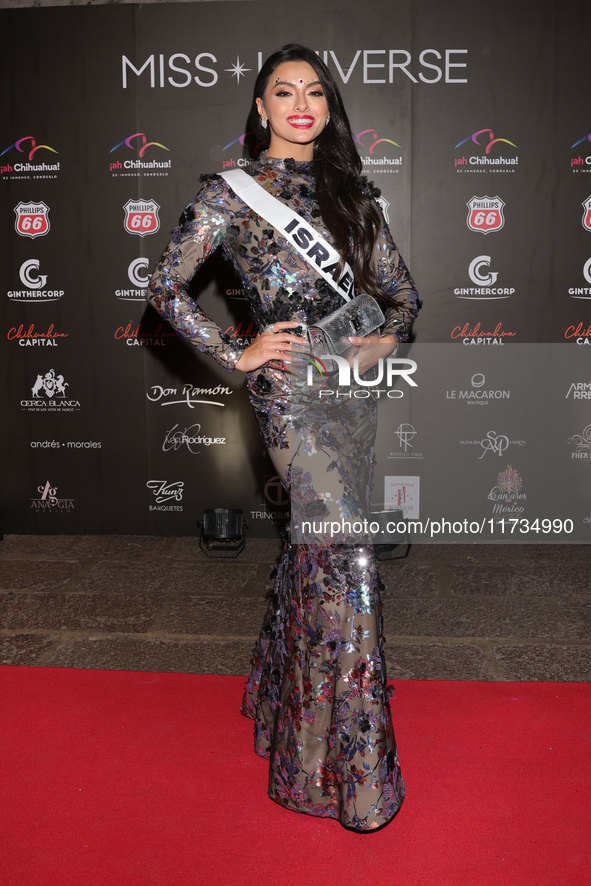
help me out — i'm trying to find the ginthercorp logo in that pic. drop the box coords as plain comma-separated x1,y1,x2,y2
454,256,514,299
1,137,60,178
568,259,591,299
7,260,63,302
571,133,591,171
109,132,171,177
116,258,151,301
488,465,525,515
454,129,518,171
568,425,591,459
466,197,505,234
31,481,74,513
21,370,80,412
146,480,184,511
14,202,50,238
582,197,591,231
566,382,591,399
123,199,160,236
446,372,510,405
305,356,417,399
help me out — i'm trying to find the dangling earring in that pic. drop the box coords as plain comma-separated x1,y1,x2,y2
325,116,330,125
261,117,268,130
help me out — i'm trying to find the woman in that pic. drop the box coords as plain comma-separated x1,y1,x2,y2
148,44,420,831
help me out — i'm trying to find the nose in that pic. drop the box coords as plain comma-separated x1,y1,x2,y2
294,93,308,111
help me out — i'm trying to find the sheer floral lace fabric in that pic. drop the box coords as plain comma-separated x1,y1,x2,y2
148,155,420,830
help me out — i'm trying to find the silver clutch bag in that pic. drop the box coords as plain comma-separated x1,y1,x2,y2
307,293,385,371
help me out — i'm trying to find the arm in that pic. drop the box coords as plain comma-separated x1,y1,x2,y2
147,176,245,372
373,215,421,344
348,211,421,371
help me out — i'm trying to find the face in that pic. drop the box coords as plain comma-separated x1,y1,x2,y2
256,60,329,160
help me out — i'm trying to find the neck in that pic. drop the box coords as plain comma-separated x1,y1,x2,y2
266,138,314,162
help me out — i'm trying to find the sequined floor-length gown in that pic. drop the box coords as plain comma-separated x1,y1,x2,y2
148,155,420,831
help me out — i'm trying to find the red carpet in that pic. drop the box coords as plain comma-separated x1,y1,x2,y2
0,668,588,886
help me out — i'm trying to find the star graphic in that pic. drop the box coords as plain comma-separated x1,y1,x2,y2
225,57,252,83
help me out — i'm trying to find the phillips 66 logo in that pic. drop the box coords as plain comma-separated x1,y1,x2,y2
466,196,505,234
14,202,50,239
123,199,160,236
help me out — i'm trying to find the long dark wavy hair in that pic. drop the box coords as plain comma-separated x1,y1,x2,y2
248,44,390,305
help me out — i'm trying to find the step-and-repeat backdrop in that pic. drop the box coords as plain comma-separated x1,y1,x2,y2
2,0,591,539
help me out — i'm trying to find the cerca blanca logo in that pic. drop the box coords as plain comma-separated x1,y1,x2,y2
446,372,510,406
146,480,184,511
21,369,80,412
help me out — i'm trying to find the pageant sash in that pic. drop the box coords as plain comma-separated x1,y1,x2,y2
221,167,355,302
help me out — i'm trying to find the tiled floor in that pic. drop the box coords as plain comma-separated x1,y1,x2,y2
1,535,590,680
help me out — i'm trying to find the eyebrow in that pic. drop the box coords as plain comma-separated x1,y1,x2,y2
272,79,322,88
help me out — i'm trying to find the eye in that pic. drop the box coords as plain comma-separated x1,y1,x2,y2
308,90,325,98
273,90,293,98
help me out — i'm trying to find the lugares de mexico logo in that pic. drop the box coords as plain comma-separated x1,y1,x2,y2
109,132,171,177
1,137,60,179
571,133,591,171
454,129,518,172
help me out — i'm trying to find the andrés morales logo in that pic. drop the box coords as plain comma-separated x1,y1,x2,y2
110,132,171,176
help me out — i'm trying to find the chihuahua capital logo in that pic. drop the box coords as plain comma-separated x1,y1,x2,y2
354,129,401,154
